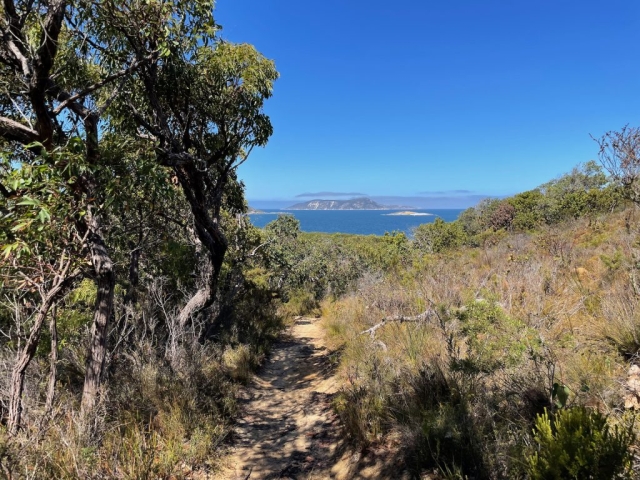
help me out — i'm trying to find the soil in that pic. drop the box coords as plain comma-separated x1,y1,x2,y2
216,317,406,480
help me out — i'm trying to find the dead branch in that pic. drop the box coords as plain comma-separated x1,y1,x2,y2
359,309,435,337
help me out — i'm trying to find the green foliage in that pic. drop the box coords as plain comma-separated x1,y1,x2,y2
600,248,624,272
508,189,545,231
263,214,301,290
260,218,411,308
456,162,624,237
0,145,88,261
457,206,483,236
280,289,320,317
526,407,634,480
453,299,537,375
413,218,467,253
551,383,571,409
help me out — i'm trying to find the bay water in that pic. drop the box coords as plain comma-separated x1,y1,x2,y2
248,209,464,236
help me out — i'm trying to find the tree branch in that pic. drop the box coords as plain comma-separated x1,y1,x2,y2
28,0,67,146
52,52,157,115
0,115,39,144
127,103,162,139
160,151,197,167
1,0,31,76
34,0,66,85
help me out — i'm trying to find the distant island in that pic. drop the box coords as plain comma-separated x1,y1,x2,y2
383,211,433,216
287,197,414,210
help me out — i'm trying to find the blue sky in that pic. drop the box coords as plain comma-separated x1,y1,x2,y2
216,0,640,209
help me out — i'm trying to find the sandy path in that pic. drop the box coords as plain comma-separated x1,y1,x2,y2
217,317,344,479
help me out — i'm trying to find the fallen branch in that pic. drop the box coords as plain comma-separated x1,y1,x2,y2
360,309,435,337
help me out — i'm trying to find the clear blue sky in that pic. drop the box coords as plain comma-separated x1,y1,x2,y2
216,0,640,209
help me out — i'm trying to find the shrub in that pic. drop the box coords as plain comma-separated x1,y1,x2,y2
526,407,634,480
414,218,467,253
333,385,387,445
488,201,516,231
508,189,545,231
453,299,537,375
281,288,320,317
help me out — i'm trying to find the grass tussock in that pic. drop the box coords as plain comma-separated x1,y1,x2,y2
0,338,238,479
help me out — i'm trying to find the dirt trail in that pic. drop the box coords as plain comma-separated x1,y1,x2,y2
217,317,344,479
217,317,404,480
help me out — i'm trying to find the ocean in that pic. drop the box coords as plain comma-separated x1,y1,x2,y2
247,209,464,236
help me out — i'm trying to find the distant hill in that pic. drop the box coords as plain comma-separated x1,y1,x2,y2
287,197,413,210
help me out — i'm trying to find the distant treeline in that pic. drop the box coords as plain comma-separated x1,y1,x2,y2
414,161,624,253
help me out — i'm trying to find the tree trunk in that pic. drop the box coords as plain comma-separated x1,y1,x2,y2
176,166,228,327
177,241,227,327
8,303,53,434
80,220,116,418
7,275,70,435
45,303,58,413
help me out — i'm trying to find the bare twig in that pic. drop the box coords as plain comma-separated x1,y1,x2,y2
359,309,435,337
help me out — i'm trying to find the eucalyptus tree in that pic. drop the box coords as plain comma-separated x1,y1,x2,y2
0,0,277,424
0,146,87,433
0,0,135,423
102,4,279,327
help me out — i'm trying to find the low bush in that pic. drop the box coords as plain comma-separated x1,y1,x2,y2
526,407,635,480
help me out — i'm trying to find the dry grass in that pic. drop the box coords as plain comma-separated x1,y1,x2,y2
322,207,640,478
0,337,237,479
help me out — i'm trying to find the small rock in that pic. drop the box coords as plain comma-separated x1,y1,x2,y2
624,364,640,410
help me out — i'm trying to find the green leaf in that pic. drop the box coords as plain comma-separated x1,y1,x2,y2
11,220,32,232
37,208,51,223
552,382,571,408
2,243,15,259
16,196,40,207
24,141,44,150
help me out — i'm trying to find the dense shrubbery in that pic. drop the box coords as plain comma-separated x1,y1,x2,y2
418,161,625,254
1,0,638,477
321,200,640,478
0,1,285,475
0,211,290,477
261,214,410,310
245,163,637,478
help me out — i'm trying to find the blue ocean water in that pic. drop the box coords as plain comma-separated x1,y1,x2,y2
248,209,464,236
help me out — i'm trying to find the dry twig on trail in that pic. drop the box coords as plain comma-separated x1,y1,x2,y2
359,309,436,337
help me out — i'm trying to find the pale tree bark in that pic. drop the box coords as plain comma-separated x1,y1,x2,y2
7,257,73,435
44,303,58,414
175,176,228,327
177,252,222,327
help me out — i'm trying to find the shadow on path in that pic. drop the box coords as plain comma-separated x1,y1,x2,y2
217,317,409,480
217,317,343,479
